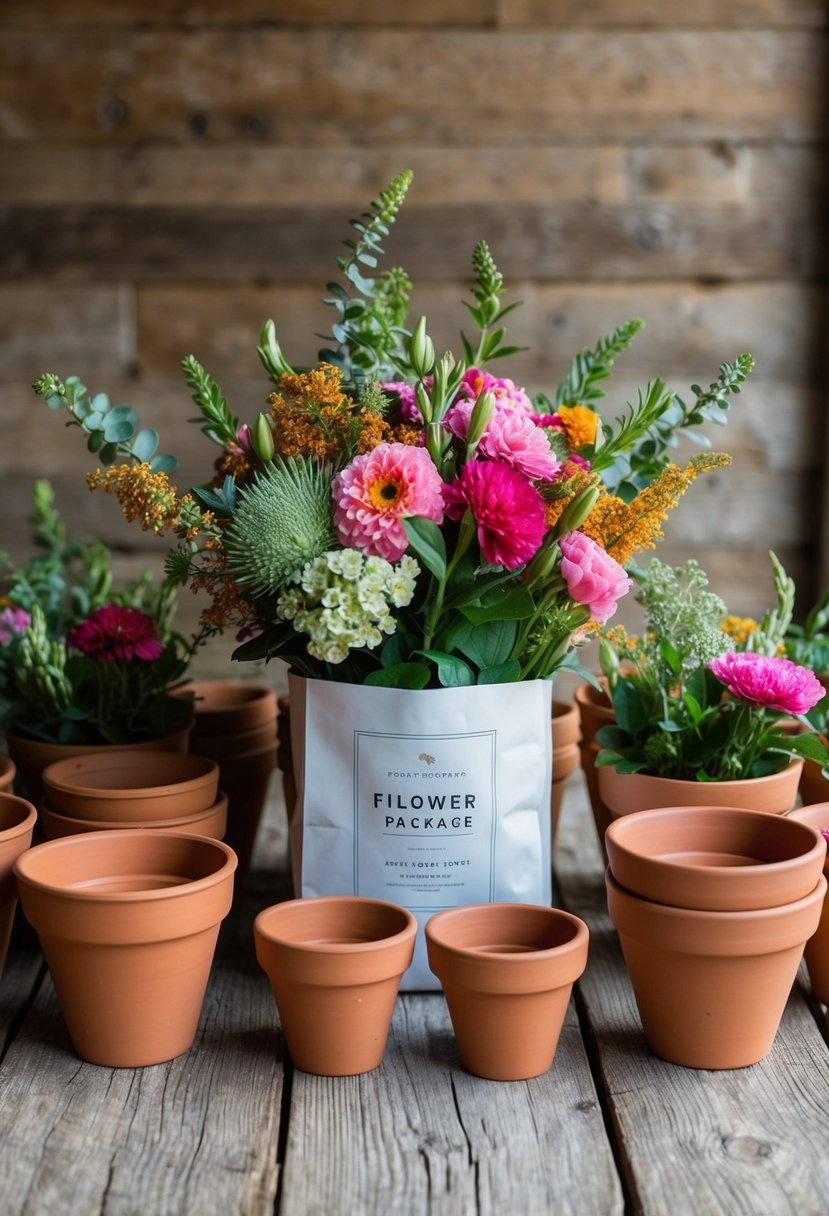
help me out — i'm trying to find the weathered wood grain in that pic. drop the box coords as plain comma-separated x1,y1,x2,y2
0,928,43,1055
0,31,823,145
281,995,623,1216
0,285,135,377
2,200,824,283
498,0,827,25
554,782,829,1216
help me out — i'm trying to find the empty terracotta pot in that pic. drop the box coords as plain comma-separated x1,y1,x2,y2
574,681,615,859
788,803,829,1003
0,793,37,978
425,903,589,1081
605,806,825,911
175,680,277,737
254,896,417,1076
42,751,219,821
0,755,16,794
606,866,826,1069
5,725,192,806
211,742,277,879
552,699,581,750
598,760,804,821
40,791,228,842
14,830,237,1067
188,721,277,761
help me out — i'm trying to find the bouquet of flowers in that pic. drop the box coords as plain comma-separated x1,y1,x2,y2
0,480,192,745
595,554,829,781
33,170,754,692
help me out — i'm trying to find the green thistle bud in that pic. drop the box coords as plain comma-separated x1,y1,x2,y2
223,458,335,595
252,413,275,463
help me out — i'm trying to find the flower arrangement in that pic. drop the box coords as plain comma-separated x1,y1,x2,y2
33,171,755,691
0,480,192,745
595,554,829,781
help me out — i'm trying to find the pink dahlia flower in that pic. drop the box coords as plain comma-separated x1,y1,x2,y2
332,442,445,561
558,532,633,624
443,401,561,482
443,460,546,569
0,606,31,645
457,368,534,414
66,605,165,663
708,652,827,716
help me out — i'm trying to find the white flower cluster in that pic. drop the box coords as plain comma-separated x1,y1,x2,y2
276,550,421,664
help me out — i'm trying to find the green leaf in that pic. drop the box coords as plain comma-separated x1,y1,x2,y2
417,650,475,687
103,405,138,443
131,427,159,462
460,585,535,624
364,662,431,689
611,680,649,736
783,732,829,765
98,442,119,465
402,516,446,581
150,454,177,474
456,619,517,670
477,661,521,684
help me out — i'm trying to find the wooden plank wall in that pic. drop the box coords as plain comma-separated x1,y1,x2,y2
0,0,826,632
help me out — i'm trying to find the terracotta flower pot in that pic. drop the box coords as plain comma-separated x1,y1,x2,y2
551,742,580,845
798,737,829,806
210,741,277,880
40,791,228,843
606,866,826,1069
276,695,296,828
4,725,192,807
605,806,826,912
174,680,277,737
14,830,237,1067
254,896,417,1076
788,803,829,1003
598,760,804,821
552,699,581,750
189,721,277,760
42,751,219,821
425,903,589,1081
0,755,16,794
0,793,37,978
574,681,615,859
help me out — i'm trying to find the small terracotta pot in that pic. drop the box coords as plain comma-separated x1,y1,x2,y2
606,866,826,1069
0,755,16,794
552,699,581,750
788,803,829,1003
254,896,417,1076
574,682,615,859
798,738,829,806
42,750,219,821
40,791,228,842
189,721,277,761
4,726,192,807
0,793,37,978
174,680,278,737
598,760,804,821
213,741,277,879
551,742,580,844
605,806,826,911
425,903,589,1081
14,830,237,1067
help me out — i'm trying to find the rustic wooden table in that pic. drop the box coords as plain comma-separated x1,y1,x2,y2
1,761,828,1215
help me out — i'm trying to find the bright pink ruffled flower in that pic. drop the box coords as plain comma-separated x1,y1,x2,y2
0,606,31,646
558,532,633,624
67,605,165,663
708,652,826,715
457,368,534,414
443,401,561,482
381,380,421,424
443,461,546,569
332,442,445,561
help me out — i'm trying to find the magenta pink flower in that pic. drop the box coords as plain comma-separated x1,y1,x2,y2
0,606,31,646
558,532,633,624
443,461,547,569
708,652,827,716
67,605,165,663
381,381,421,424
457,368,534,414
443,401,561,482
332,442,445,561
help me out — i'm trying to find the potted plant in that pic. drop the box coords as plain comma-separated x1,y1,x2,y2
595,555,829,823
34,171,752,987
0,481,196,802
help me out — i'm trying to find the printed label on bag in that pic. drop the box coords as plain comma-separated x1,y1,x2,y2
354,729,496,909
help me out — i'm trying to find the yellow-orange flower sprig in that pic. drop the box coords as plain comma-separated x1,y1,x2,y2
188,548,256,636
556,404,599,450
580,452,731,565
268,363,390,463
87,463,191,535
721,615,758,646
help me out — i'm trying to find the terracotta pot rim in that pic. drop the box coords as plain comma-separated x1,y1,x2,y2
425,902,588,963
787,803,829,873
5,725,193,752
43,750,218,801
40,790,228,833
601,760,803,794
14,830,237,903
254,896,417,956
0,792,38,838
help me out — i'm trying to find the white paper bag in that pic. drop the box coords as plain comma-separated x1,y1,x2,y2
288,674,553,990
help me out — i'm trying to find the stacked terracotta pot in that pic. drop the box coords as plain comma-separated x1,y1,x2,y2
551,699,581,844
177,681,278,880
39,750,226,841
788,802,829,1006
605,805,827,1069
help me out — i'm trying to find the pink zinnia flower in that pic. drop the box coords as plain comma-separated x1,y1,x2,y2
558,532,633,624
0,606,31,645
443,401,561,482
443,461,546,569
708,652,826,716
457,368,534,414
67,605,165,663
332,442,445,561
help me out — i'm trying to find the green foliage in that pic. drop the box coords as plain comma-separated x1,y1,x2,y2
32,373,176,472
785,579,829,684
181,355,241,450
459,241,526,367
552,318,644,409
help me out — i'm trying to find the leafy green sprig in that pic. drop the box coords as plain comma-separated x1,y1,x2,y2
548,318,645,409
459,241,526,367
181,355,241,450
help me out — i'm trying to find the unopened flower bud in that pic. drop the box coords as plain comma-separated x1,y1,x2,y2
252,413,275,463
410,317,435,380
556,484,600,536
466,390,495,452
